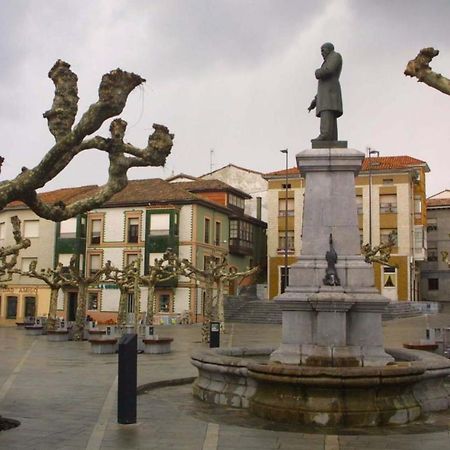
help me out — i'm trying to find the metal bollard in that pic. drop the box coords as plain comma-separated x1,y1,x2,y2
209,321,220,348
118,333,137,424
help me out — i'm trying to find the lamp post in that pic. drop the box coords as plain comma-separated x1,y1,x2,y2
367,148,380,247
280,149,289,293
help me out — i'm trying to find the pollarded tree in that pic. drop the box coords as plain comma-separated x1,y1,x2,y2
9,260,66,331
105,261,137,327
405,48,450,95
0,60,174,221
140,249,183,325
59,256,113,340
183,255,259,343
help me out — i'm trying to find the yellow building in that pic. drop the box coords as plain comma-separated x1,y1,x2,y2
265,155,429,302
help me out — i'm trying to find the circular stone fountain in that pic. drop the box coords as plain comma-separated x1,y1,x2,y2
191,146,450,427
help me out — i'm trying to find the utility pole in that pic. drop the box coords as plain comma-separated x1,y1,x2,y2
280,149,289,293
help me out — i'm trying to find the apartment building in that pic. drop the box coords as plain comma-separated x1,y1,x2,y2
420,190,450,312
0,178,266,325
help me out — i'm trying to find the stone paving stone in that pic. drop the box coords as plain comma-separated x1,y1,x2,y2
1,318,450,450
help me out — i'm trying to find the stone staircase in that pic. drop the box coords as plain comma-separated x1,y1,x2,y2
225,296,424,324
224,296,281,324
382,301,424,320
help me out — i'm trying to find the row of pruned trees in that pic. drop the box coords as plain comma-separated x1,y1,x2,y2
8,247,257,342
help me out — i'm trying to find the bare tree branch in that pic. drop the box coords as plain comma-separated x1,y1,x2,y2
0,60,174,220
0,217,31,284
405,47,450,95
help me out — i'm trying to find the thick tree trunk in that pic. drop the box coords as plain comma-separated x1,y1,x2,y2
73,283,88,341
216,282,226,332
117,287,128,327
47,287,60,331
146,285,155,325
201,284,214,344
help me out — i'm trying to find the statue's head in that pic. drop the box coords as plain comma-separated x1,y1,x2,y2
321,42,334,58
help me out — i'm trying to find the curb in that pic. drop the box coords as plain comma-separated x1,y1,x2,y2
137,376,196,395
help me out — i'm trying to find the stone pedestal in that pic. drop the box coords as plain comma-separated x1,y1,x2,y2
271,147,393,367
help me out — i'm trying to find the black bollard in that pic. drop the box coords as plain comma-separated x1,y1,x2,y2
118,333,137,424
209,321,220,348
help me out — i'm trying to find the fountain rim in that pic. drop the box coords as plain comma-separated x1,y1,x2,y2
191,346,450,388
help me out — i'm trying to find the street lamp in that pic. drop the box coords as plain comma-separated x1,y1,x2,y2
280,149,289,293
367,148,380,247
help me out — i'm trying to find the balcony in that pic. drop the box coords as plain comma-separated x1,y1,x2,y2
229,238,253,256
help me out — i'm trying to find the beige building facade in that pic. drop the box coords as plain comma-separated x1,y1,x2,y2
265,155,429,302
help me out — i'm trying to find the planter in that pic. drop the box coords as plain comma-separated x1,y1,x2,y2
89,338,118,354
24,326,44,336
142,338,173,354
47,330,70,342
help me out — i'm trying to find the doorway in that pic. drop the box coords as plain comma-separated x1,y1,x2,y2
67,292,78,321
24,296,36,318
7,296,18,319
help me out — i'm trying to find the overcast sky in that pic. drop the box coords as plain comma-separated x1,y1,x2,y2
1,0,449,197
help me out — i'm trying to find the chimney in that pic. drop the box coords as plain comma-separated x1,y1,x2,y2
256,197,262,220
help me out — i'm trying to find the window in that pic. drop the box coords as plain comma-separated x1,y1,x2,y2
379,194,397,213
228,194,245,209
230,220,238,239
127,217,139,243
215,221,221,246
58,253,72,269
204,218,210,244
280,266,290,294
414,196,422,214
0,222,5,241
90,219,102,244
414,227,424,250
127,293,134,313
427,218,437,232
278,198,294,216
158,294,170,312
428,278,439,291
383,266,397,288
125,252,139,267
427,248,438,262
203,255,220,270
149,214,170,236
21,257,37,272
23,220,39,238
380,229,397,245
281,183,291,189
229,220,254,250
382,178,394,185
88,292,99,310
356,195,363,214
88,253,101,276
7,296,18,319
278,231,295,251
60,218,77,238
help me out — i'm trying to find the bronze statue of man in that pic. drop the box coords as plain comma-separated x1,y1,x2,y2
308,42,343,141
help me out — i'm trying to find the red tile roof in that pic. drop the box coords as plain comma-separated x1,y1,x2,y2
427,198,450,208
265,155,428,177
7,185,99,208
360,156,427,171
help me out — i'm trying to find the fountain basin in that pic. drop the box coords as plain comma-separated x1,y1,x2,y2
191,347,450,427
